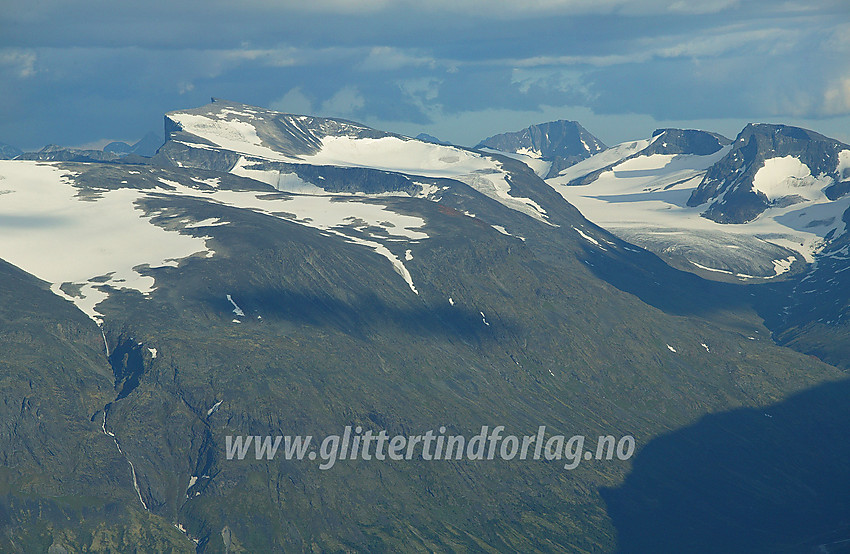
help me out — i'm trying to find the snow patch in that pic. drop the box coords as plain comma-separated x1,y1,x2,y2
226,294,245,317
492,225,526,241
752,156,830,202
183,217,228,228
573,226,603,248
837,149,850,181
207,400,223,416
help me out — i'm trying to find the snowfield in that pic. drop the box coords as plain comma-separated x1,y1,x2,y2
171,107,552,224
0,161,211,323
752,156,831,202
0,160,435,322
546,142,850,278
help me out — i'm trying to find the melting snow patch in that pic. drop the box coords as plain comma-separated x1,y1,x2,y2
183,218,229,229
492,225,526,241
226,294,245,317
448,297,454,306
701,343,710,353
405,249,413,261
666,344,677,353
573,226,604,248
480,311,490,326
207,400,223,416
148,348,158,359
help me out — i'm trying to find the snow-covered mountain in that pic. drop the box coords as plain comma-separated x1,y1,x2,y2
688,124,850,224
476,120,606,179
2,101,849,552
155,98,557,225
544,126,850,281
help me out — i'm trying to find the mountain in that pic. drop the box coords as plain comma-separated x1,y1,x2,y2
536,120,850,369
0,141,23,160
104,141,133,154
153,98,553,222
0,101,848,552
130,131,165,157
18,144,124,163
544,125,850,282
476,120,607,178
104,132,164,158
414,132,451,145
555,128,731,187
688,124,850,224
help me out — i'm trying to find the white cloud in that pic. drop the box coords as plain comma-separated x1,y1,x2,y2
823,77,850,116
320,86,366,117
269,87,314,115
0,49,37,78
667,0,740,14
359,47,436,71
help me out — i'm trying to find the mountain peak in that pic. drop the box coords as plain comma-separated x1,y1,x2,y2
0,142,23,160
475,120,607,178
645,128,731,156
687,123,850,223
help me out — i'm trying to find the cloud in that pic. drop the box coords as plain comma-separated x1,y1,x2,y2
1,0,847,151
359,47,436,72
320,86,366,117
823,77,850,117
0,49,37,78
269,87,314,114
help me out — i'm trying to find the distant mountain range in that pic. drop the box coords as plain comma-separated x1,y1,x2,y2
414,132,452,145
10,132,163,163
485,122,849,284
0,142,22,160
1,99,849,552
104,132,165,158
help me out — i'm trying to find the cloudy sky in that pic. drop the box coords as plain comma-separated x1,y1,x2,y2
1,0,848,150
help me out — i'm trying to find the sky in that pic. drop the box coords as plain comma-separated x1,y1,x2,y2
1,0,848,151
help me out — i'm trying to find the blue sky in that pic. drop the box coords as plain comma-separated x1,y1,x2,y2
1,0,848,150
